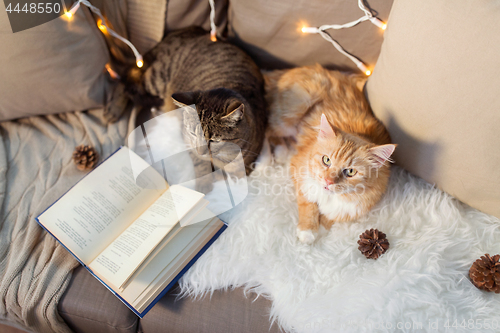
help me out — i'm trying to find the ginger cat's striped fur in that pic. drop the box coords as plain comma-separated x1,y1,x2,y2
264,65,396,244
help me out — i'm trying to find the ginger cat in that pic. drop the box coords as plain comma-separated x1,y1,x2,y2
264,65,396,244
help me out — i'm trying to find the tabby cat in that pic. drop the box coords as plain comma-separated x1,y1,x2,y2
107,27,267,183
264,64,396,244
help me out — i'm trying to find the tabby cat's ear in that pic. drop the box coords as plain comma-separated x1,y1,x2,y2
221,102,244,124
171,91,199,108
318,114,335,139
369,144,397,168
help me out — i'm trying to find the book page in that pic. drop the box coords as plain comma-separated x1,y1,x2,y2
119,208,213,293
119,223,183,292
88,185,206,289
117,213,219,304
133,218,224,311
37,147,167,264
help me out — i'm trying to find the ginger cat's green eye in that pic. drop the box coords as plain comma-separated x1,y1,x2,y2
322,155,331,166
343,168,357,177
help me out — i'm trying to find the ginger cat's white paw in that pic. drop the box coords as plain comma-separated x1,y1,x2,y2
297,228,317,244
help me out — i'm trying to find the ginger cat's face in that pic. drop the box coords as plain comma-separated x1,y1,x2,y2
306,114,395,198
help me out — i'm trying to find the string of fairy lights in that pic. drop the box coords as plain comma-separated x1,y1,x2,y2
64,0,144,68
300,0,387,76
63,0,385,76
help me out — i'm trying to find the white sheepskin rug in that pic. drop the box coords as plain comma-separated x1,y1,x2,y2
178,155,500,333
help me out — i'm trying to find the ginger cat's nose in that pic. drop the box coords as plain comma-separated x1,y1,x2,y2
325,178,335,186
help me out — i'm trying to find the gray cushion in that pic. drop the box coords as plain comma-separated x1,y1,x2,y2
139,287,282,333
59,267,281,333
58,266,138,333
165,0,228,35
0,4,109,121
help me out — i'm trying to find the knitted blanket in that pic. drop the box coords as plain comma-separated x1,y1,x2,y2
0,110,133,333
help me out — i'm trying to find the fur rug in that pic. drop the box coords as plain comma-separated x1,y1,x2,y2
179,155,500,333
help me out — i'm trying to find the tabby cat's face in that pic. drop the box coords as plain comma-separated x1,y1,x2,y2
172,88,251,166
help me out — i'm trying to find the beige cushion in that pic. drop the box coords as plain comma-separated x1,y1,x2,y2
227,0,393,70
365,0,500,218
0,5,109,121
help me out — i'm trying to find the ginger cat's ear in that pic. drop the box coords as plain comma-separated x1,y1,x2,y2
318,114,336,139
369,144,396,168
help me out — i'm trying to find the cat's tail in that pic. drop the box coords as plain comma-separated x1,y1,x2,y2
263,64,367,138
103,82,131,123
263,64,328,139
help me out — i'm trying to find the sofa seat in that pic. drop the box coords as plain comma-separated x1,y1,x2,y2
58,266,281,333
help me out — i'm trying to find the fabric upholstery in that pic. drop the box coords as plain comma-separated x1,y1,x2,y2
139,286,281,333
0,322,32,333
89,0,166,74
0,0,166,122
58,266,138,333
226,0,393,70
59,266,281,333
126,0,166,54
88,0,131,65
165,0,228,35
365,0,500,218
0,4,109,121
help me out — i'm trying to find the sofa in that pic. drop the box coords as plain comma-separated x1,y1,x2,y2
1,0,499,332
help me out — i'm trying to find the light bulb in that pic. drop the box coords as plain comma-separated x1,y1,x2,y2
136,60,144,68
301,26,318,34
105,64,120,80
210,31,217,42
356,62,371,76
369,17,387,31
64,2,80,19
97,19,106,32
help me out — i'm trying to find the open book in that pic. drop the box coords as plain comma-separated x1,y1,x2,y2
36,146,227,317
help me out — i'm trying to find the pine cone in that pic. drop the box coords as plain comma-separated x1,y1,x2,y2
469,254,500,293
72,145,99,171
357,228,390,259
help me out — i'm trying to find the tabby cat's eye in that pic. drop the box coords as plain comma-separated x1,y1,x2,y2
343,168,357,177
322,155,331,167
